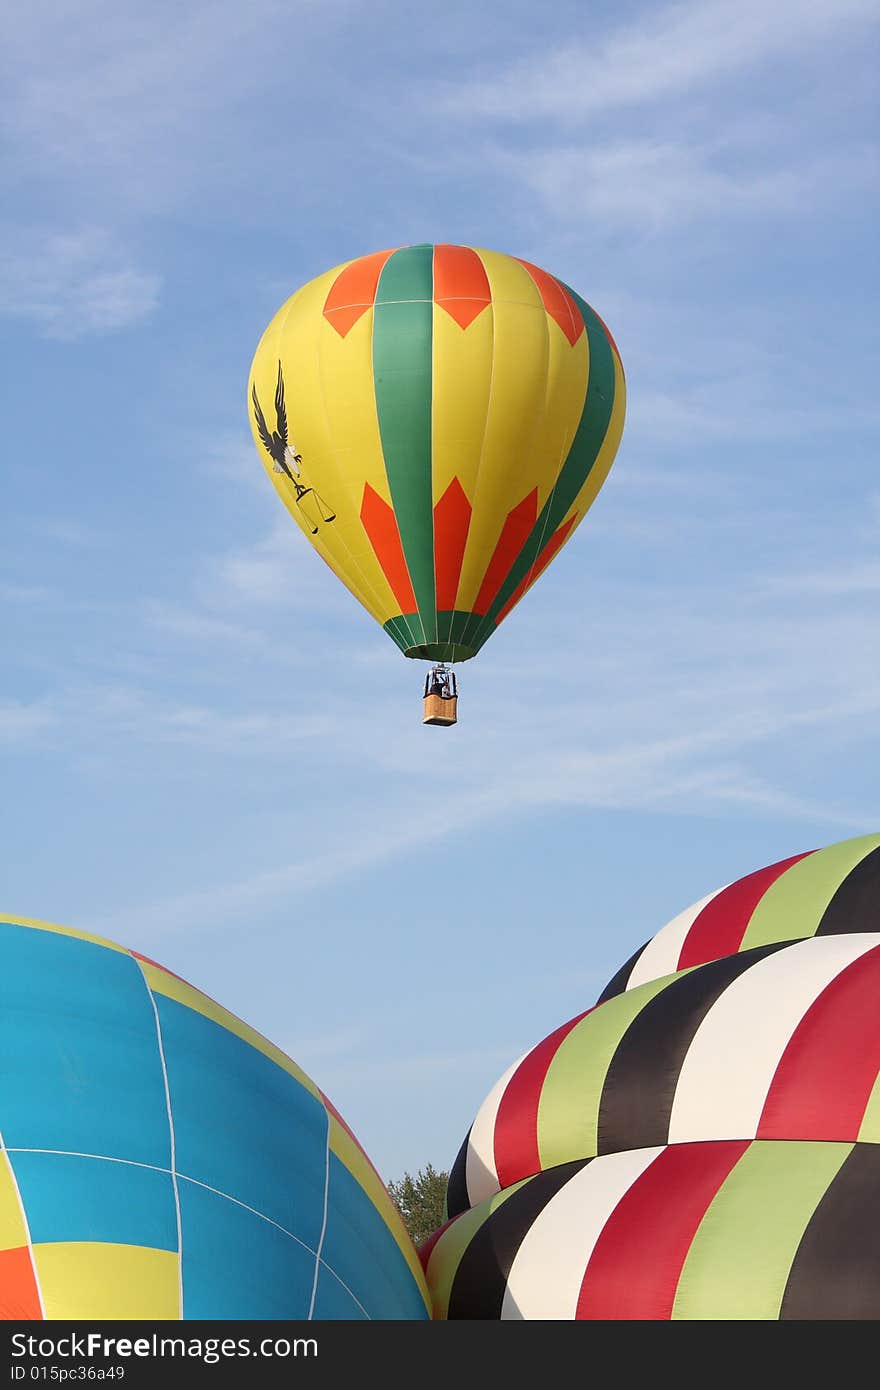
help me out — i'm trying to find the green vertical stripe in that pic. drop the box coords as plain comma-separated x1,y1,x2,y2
373,245,436,642
536,974,674,1168
672,1141,851,1320
470,287,616,647
741,833,880,950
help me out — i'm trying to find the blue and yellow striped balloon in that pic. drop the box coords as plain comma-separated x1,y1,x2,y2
0,915,429,1320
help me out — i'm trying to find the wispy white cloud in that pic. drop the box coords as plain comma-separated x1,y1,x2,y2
624,381,880,449
195,433,268,492
488,130,879,232
214,518,311,608
156,703,336,746
102,653,880,938
0,698,56,741
86,684,339,749
38,518,105,547
3,4,272,182
773,563,880,595
196,515,361,626
0,3,344,346
504,140,806,232
436,0,879,123
143,601,272,650
423,0,879,236
0,678,347,759
1,0,353,225
0,228,160,338
0,583,56,606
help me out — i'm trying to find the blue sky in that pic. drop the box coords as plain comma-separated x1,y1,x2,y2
2,0,879,1183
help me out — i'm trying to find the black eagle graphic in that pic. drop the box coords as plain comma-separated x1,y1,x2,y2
251,362,335,534
251,361,301,483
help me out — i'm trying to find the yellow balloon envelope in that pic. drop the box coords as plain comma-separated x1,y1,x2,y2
248,244,625,663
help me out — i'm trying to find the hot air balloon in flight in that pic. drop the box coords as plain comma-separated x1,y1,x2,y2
248,244,625,725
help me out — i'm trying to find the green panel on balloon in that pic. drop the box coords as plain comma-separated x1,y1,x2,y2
672,1140,851,1320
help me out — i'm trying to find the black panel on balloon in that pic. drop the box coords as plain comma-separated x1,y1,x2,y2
445,1127,472,1219
447,1160,588,1320
595,941,648,1004
817,846,880,936
597,941,791,1155
782,1143,880,1320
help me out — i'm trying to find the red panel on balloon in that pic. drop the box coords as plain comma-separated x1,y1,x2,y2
494,1009,593,1192
677,852,815,970
576,1141,748,1319
759,943,880,1141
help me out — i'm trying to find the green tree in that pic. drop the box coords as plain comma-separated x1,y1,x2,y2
387,1163,449,1246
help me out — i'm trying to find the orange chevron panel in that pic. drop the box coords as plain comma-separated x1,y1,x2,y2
360,483,417,613
515,258,583,347
433,478,472,609
495,514,578,623
433,245,492,330
473,489,539,616
0,1247,42,1319
323,249,397,338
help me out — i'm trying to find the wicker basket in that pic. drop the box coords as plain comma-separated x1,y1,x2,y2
423,694,458,726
